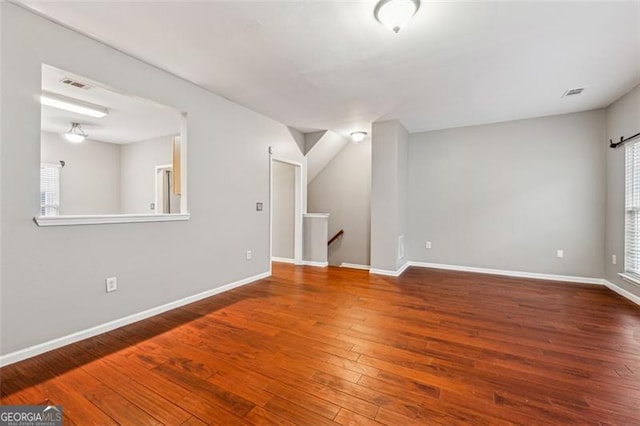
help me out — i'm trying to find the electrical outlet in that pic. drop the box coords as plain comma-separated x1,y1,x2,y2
246,250,252,260
105,277,118,293
425,241,432,249
256,202,263,211
612,254,617,265
556,249,564,259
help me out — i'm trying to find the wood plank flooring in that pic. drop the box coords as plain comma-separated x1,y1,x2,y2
2,263,640,425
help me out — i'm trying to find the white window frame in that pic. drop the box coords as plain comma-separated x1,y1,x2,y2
621,140,640,286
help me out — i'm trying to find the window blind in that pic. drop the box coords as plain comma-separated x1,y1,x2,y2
625,141,640,279
40,163,60,217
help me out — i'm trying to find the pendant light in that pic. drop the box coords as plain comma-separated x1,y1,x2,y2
374,0,420,34
64,123,88,143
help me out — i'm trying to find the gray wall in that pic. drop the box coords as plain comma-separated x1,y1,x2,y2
272,160,295,259
0,3,304,356
605,84,640,297
120,135,174,214
370,120,409,272
308,139,371,266
408,110,606,278
41,131,121,215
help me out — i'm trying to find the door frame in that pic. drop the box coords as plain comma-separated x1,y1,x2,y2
154,164,173,214
270,156,304,270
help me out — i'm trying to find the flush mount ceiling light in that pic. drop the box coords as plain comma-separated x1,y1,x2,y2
41,91,109,118
350,131,368,143
64,122,88,143
374,0,420,34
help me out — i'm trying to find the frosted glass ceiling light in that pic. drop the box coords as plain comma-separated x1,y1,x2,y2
350,131,367,142
374,0,420,34
41,91,109,118
64,122,88,143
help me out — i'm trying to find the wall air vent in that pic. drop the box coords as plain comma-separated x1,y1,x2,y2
562,88,585,97
60,78,91,90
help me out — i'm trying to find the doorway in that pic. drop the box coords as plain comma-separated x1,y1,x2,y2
270,157,303,269
155,165,181,214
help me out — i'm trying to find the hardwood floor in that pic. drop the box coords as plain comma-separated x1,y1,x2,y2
2,263,640,425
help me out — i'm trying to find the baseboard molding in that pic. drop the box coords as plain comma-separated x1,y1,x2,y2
340,263,370,271
302,260,328,267
409,261,604,285
603,280,640,306
342,260,640,307
370,262,410,277
271,257,296,264
0,271,271,368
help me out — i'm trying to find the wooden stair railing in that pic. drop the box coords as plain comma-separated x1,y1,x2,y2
328,229,344,246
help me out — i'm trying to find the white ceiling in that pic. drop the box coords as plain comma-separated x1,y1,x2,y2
24,1,640,137
41,64,181,144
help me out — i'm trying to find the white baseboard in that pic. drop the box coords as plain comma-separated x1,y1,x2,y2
369,268,396,276
271,257,296,264
302,260,328,267
366,260,640,307
370,262,410,277
603,280,640,306
409,261,604,285
0,271,271,368
340,263,370,271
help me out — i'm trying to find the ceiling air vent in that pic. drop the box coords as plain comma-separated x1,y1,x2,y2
60,78,91,90
562,88,585,97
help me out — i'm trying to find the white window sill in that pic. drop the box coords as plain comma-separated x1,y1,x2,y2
34,213,190,227
619,272,640,287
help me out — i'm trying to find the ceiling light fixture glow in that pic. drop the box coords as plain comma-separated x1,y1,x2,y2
374,0,420,34
41,91,109,118
64,122,88,143
350,131,368,143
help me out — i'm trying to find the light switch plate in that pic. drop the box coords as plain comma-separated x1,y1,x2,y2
256,202,263,211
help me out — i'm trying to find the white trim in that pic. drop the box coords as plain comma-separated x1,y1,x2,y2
0,271,270,367
340,263,371,271
35,213,191,227
302,260,328,267
270,156,304,266
303,213,330,218
178,118,188,215
604,280,640,306
369,262,410,277
619,272,640,287
269,152,273,276
154,164,173,214
272,256,296,264
409,261,604,285
42,161,62,168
